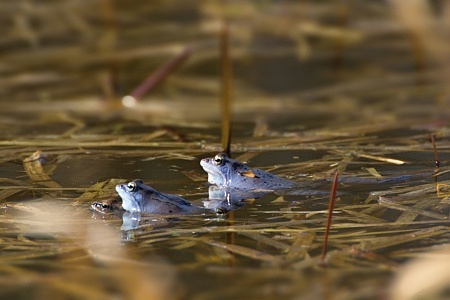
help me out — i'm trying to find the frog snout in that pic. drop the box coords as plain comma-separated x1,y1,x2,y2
115,184,124,193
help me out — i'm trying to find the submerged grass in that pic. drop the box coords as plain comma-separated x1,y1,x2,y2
0,115,448,298
0,145,449,298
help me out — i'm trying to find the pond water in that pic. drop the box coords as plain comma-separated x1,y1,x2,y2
1,1,450,299
0,112,448,299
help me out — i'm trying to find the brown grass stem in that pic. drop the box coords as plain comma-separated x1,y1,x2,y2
220,23,233,157
100,0,119,104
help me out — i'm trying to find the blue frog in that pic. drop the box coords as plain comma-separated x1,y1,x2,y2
200,153,295,190
115,179,207,214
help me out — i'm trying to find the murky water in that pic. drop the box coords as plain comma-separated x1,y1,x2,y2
0,114,448,299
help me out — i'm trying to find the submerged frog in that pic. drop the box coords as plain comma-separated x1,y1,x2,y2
115,179,207,214
200,153,295,190
91,198,123,215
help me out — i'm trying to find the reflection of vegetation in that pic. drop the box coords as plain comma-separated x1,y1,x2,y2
0,1,450,299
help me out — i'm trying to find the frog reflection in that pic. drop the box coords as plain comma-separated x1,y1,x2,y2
200,153,295,190
90,201,173,231
120,211,171,231
203,185,268,214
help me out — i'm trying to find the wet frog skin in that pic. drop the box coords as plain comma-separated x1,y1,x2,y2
115,179,206,214
200,153,295,190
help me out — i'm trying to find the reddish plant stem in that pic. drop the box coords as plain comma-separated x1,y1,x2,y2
431,134,440,170
431,134,440,191
321,171,339,263
127,47,192,101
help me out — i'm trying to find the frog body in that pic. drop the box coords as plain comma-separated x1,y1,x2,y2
115,179,206,214
200,153,295,190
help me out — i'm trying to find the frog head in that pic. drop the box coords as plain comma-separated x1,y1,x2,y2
200,153,254,187
115,179,152,213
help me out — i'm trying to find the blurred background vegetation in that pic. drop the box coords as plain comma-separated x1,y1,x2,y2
1,1,450,299
2,0,449,124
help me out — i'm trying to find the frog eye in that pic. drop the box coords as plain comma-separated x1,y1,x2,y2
213,154,225,165
127,182,137,192
101,204,110,209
